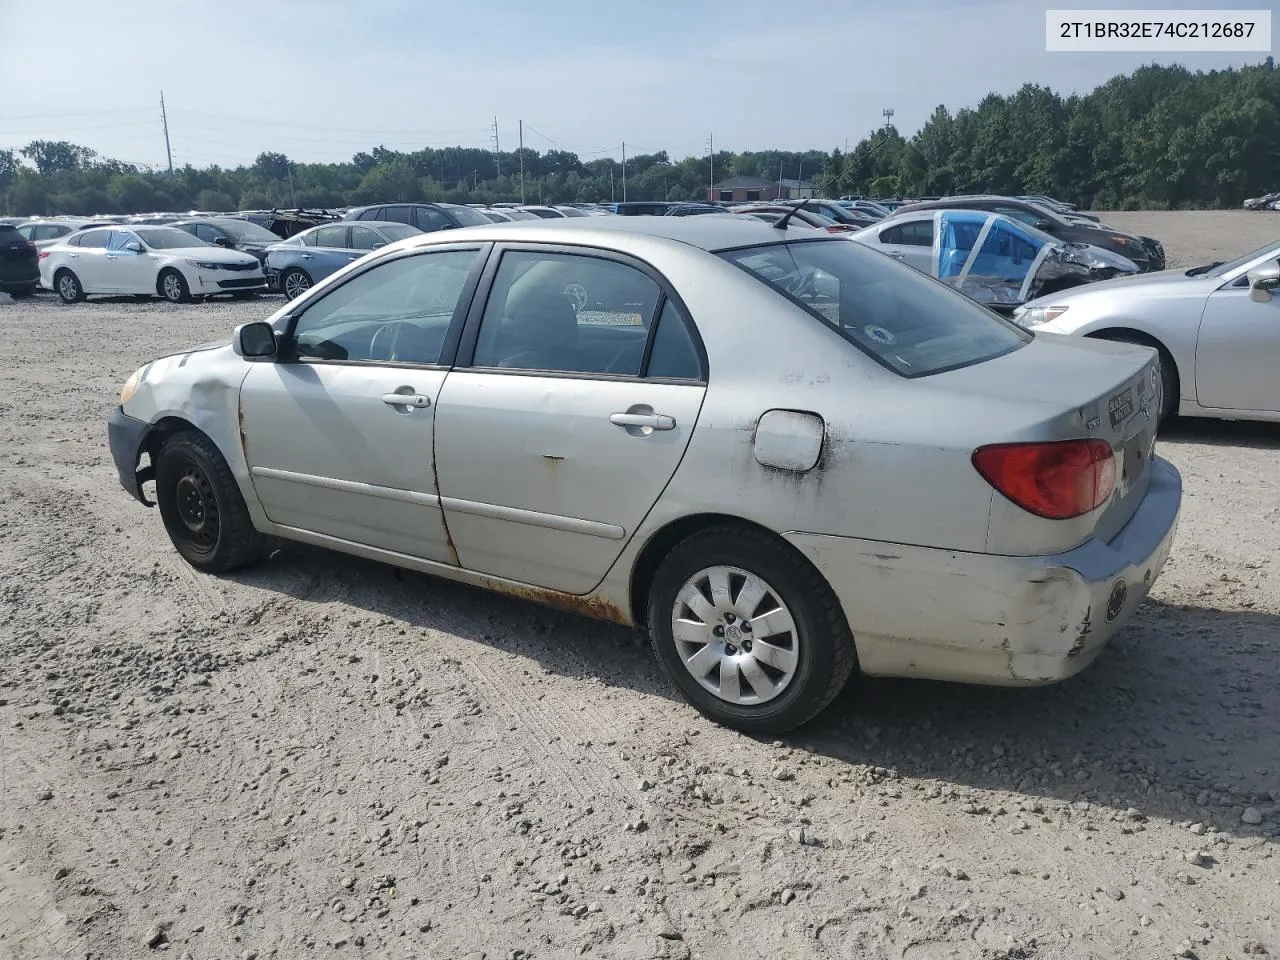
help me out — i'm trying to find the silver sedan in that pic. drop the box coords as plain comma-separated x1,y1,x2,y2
1015,239,1280,422
107,217,1181,733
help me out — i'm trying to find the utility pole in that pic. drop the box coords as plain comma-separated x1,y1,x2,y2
708,133,714,200
609,167,614,203
621,142,627,203
159,91,173,174
492,116,501,177
778,158,784,198
882,107,895,131
518,119,525,204
287,164,296,207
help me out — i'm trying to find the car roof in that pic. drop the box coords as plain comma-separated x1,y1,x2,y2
394,214,803,254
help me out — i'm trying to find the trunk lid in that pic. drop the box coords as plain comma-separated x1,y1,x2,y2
934,332,1161,544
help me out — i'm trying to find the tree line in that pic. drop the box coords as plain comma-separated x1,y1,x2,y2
3,59,1277,217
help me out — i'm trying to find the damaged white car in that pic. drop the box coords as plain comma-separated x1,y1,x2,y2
109,217,1180,733
851,210,1138,313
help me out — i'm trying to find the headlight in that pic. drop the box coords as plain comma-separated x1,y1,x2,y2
186,259,223,270
120,368,142,405
1017,305,1070,328
1108,235,1136,248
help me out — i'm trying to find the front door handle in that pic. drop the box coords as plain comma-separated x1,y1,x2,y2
382,393,431,408
301,254,314,260
610,412,675,431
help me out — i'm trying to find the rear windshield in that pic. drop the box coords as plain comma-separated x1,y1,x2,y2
720,239,1031,378
216,219,283,242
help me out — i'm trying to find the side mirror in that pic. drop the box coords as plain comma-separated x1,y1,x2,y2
233,321,277,360
1034,219,1054,231
213,236,234,248
1248,261,1280,302
125,241,144,253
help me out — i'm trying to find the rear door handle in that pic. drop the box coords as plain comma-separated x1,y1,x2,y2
301,254,314,260
382,393,431,408
610,412,675,430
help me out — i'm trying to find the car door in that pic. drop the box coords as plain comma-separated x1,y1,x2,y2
239,244,488,561
1194,267,1280,412
105,229,155,293
347,225,388,264
434,246,707,594
66,228,113,291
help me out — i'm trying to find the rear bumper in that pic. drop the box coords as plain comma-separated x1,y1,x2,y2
785,456,1182,685
107,407,155,506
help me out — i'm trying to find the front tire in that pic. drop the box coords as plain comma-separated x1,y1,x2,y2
646,524,856,734
280,267,312,301
158,268,191,304
155,431,263,573
54,269,84,303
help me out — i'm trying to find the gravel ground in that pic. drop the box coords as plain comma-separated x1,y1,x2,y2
2,213,1279,960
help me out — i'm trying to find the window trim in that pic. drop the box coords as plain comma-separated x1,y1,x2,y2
454,242,708,384
312,224,351,250
277,242,493,370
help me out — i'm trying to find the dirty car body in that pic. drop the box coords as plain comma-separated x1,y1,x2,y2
108,217,1181,732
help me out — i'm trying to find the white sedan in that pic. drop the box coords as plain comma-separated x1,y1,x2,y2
1015,240,1280,423
40,225,266,303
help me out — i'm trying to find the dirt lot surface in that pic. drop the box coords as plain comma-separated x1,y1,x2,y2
2,212,1279,960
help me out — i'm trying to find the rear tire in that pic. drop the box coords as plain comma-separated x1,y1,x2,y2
8,284,35,299
158,268,191,304
54,269,84,303
155,431,263,573
646,524,856,734
280,267,312,301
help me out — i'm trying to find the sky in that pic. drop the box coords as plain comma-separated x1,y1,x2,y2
0,0,1275,170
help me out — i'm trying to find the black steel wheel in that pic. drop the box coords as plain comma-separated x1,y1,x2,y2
155,431,263,572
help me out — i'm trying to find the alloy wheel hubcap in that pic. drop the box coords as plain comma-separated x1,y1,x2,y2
286,273,309,298
59,276,76,298
164,275,181,300
174,465,218,547
671,565,798,705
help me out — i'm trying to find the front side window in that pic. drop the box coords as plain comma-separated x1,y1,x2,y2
472,251,663,375
15,224,35,240
290,250,480,365
348,226,383,251
721,239,1030,378
107,230,140,251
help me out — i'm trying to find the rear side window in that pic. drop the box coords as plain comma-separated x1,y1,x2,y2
74,229,111,248
880,221,933,246
646,300,703,380
721,239,1029,378
348,226,383,250
313,225,349,248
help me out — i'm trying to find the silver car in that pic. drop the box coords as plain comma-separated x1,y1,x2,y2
107,217,1181,733
1015,239,1280,423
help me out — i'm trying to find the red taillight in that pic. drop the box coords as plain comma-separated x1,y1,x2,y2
38,250,50,259
972,439,1116,520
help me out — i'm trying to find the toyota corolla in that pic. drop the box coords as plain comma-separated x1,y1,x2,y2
107,217,1181,733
